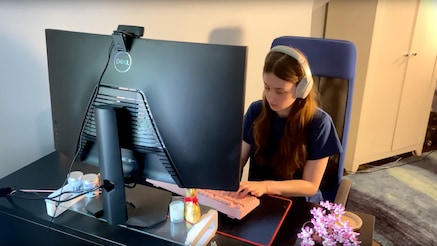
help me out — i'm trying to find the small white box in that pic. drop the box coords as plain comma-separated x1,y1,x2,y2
45,184,84,217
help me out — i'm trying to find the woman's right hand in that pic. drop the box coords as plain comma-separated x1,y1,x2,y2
237,181,269,197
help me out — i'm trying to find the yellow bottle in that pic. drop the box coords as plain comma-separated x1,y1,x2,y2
184,188,201,224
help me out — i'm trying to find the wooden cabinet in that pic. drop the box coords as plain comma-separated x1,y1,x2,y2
325,0,437,172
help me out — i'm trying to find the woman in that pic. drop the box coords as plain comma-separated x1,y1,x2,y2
237,45,342,203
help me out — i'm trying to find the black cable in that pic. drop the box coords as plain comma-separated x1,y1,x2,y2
6,185,104,203
48,41,115,223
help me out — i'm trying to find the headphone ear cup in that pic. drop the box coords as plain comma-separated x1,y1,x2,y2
270,45,314,99
295,78,310,99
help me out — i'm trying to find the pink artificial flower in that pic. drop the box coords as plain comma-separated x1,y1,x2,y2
297,201,361,246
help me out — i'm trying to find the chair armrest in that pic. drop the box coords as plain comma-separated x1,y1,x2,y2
334,178,352,206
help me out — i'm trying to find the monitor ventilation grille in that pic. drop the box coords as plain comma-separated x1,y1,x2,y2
78,85,164,156
76,84,181,182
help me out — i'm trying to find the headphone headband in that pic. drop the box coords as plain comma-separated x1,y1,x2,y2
270,45,314,98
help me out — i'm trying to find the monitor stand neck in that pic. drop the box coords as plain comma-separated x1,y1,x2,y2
94,105,172,227
95,104,128,225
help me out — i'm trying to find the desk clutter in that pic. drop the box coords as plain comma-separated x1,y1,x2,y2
43,174,291,245
146,178,260,220
146,179,292,246
0,151,376,245
45,171,101,217
43,172,221,245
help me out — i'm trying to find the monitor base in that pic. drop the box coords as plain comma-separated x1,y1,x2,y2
85,184,172,228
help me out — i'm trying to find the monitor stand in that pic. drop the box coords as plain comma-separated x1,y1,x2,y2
93,104,172,227
85,184,172,228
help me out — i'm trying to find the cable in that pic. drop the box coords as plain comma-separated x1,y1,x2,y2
351,157,403,174
7,185,104,203
15,189,56,193
348,150,435,174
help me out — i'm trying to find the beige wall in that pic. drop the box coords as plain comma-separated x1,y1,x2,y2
0,0,324,179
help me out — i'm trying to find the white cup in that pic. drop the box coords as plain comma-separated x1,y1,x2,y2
169,200,184,223
82,173,99,197
67,171,83,192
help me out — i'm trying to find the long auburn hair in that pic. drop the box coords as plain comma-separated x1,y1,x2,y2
252,50,318,179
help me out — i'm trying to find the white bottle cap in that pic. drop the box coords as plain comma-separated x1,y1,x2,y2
67,171,83,191
82,173,99,197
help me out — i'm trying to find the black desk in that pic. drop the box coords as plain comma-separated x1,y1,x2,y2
0,151,375,245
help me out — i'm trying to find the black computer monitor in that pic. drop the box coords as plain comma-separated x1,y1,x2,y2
45,27,247,226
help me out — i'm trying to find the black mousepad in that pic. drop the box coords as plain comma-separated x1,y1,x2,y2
217,195,292,246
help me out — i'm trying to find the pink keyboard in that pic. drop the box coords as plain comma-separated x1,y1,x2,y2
146,179,260,220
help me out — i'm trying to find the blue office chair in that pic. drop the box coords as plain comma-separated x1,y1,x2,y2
271,36,357,204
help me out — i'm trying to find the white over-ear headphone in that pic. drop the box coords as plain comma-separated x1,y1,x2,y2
270,45,314,99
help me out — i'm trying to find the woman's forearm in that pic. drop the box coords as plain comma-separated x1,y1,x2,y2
264,179,319,197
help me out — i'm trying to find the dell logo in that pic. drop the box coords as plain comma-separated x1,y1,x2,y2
114,51,132,73
116,59,130,66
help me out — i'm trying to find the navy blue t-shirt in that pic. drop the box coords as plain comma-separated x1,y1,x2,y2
243,100,342,181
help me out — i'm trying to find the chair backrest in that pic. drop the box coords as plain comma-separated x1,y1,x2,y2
271,36,357,202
